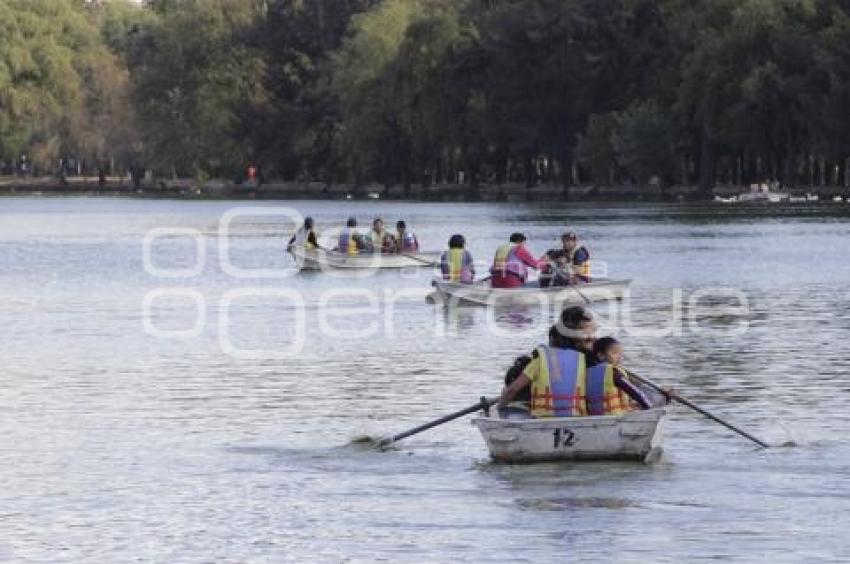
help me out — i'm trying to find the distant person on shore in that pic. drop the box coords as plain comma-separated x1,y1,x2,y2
586,337,654,415
337,217,366,254
288,216,320,250
440,234,475,283
490,232,544,288
394,220,419,253
540,231,591,287
246,164,258,185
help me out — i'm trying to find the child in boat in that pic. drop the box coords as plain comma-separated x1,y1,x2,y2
591,337,663,409
498,355,532,419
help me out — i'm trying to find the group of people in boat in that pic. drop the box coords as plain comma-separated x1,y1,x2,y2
498,306,669,418
439,230,591,289
288,216,420,254
289,216,592,291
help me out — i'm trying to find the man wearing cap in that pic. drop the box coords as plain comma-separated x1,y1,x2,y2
490,232,545,288
540,231,591,287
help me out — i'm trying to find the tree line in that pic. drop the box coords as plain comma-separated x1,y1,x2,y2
3,0,850,196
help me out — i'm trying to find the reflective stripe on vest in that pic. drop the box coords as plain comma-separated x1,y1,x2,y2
398,230,417,251
338,229,359,255
530,345,587,417
442,248,473,283
491,243,528,280
586,363,632,416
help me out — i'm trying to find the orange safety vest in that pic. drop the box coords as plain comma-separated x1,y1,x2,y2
585,363,633,416
529,345,587,418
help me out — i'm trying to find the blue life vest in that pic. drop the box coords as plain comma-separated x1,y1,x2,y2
530,345,587,417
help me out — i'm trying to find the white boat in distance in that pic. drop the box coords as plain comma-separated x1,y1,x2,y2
473,408,666,462
736,183,789,203
288,245,439,270
428,278,630,307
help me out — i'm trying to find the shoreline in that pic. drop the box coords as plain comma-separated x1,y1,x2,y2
2,177,849,202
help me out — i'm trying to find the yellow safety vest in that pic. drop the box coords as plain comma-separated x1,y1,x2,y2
442,248,473,282
491,243,528,280
305,229,317,250
569,245,591,279
529,345,587,418
339,228,359,254
586,363,632,416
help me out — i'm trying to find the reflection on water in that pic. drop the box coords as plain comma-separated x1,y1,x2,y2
1,197,849,561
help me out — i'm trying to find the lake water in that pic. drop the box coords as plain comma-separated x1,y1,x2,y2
1,196,849,562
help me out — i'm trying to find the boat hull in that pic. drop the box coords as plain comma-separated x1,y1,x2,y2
429,278,630,307
288,246,439,270
473,408,666,463
736,191,790,203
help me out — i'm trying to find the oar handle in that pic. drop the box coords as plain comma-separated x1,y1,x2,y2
379,396,497,447
627,372,769,449
544,261,592,304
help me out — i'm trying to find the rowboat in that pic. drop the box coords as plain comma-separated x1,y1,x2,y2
288,245,439,270
428,278,630,307
473,408,666,462
736,189,790,203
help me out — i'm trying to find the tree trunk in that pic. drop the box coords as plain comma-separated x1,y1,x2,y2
697,131,714,198
561,148,572,200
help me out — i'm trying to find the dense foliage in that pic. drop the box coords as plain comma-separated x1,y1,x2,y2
3,0,850,195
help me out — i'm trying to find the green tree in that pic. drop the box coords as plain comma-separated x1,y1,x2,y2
128,0,268,178
611,101,677,189
578,113,618,186
0,0,133,173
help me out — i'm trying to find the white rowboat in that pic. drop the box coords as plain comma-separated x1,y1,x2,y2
473,408,666,463
429,278,630,307
288,245,439,270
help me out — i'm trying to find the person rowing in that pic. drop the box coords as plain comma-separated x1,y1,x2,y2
288,216,321,250
489,232,545,289
540,231,591,287
440,234,475,283
394,220,419,253
498,306,656,418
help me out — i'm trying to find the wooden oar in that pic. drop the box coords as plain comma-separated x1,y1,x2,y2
378,397,497,447
400,252,437,266
626,371,769,449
